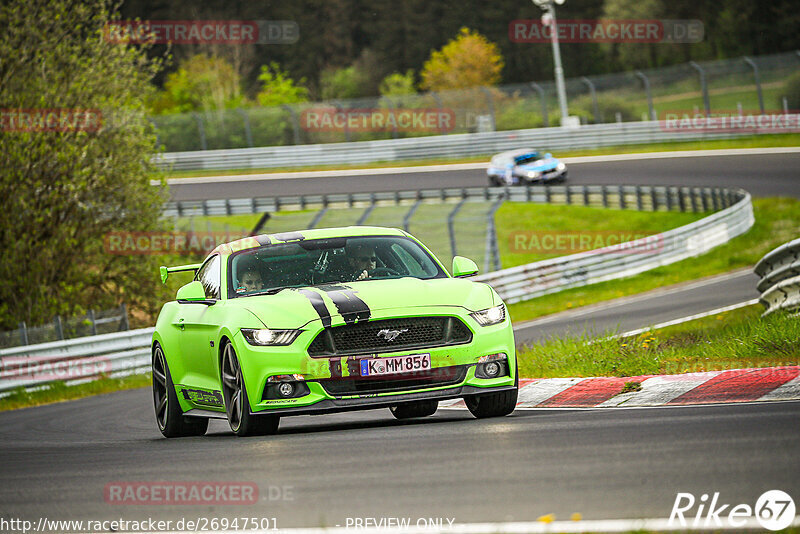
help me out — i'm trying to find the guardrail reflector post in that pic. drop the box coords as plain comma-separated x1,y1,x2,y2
89,309,97,336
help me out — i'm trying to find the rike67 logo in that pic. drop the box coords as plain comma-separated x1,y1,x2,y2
669,490,796,530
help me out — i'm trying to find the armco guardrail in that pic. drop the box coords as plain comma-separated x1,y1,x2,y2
754,238,800,316
153,117,800,171
474,188,753,303
2,185,753,395
0,328,153,394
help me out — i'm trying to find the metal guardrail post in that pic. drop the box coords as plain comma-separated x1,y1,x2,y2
530,82,548,127
743,57,765,114
281,105,302,145
484,192,505,273
601,186,608,208
334,102,350,143
54,316,64,340
635,186,643,211
582,186,589,206
308,208,328,229
383,96,399,139
635,71,656,120
447,196,468,258
618,185,626,209
480,87,497,131
356,195,376,225
689,61,711,116
237,108,254,147
403,195,423,232
580,77,600,123
19,321,28,345
193,113,207,151
431,92,448,134
88,309,97,336
120,303,129,332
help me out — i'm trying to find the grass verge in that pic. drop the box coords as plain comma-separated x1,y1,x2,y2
0,373,151,412
163,134,800,178
517,304,800,379
507,197,800,323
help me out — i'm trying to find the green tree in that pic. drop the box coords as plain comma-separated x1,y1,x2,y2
379,70,417,97
149,54,243,114
320,66,369,100
420,27,504,91
255,63,310,107
601,0,664,69
0,0,169,329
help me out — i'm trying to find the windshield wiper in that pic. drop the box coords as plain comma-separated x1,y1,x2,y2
246,286,302,297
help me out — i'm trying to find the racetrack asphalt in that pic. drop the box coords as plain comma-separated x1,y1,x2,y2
512,269,760,345
167,151,800,201
0,388,797,528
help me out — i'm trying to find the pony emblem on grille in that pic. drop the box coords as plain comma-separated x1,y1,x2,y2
376,328,408,342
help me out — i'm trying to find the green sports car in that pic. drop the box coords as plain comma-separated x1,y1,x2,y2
152,226,517,437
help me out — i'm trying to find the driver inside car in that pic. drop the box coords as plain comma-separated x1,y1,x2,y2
236,267,265,293
346,242,378,281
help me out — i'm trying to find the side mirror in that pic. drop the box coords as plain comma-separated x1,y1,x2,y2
452,256,479,278
176,281,213,304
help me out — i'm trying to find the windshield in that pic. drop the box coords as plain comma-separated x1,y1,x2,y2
228,235,447,297
514,153,541,165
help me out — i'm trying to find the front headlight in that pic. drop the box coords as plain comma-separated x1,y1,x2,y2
241,328,302,346
527,170,541,178
470,304,506,326
556,162,566,171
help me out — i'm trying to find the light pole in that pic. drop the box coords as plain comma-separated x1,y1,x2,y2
531,0,572,125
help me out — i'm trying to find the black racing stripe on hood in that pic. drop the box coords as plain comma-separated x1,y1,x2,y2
317,284,371,325
297,289,331,328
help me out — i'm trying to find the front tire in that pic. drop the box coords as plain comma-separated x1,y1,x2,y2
390,400,438,419
221,342,279,437
152,343,208,438
465,388,518,418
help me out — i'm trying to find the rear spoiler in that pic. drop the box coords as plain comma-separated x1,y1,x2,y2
159,263,203,284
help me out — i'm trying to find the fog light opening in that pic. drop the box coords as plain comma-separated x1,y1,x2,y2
278,382,294,397
484,361,501,378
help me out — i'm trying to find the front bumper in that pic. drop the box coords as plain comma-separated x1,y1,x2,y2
234,308,516,415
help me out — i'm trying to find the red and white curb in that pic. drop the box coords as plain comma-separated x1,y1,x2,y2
440,366,800,409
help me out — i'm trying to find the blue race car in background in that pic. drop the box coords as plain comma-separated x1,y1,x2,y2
487,148,567,186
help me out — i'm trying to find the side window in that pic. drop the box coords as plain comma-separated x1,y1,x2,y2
195,255,221,299
391,244,425,277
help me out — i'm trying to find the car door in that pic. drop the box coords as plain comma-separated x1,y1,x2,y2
177,255,225,394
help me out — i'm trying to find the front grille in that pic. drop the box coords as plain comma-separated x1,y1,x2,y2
317,365,468,396
307,316,472,357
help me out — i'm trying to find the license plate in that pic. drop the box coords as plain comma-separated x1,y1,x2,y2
359,353,431,377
